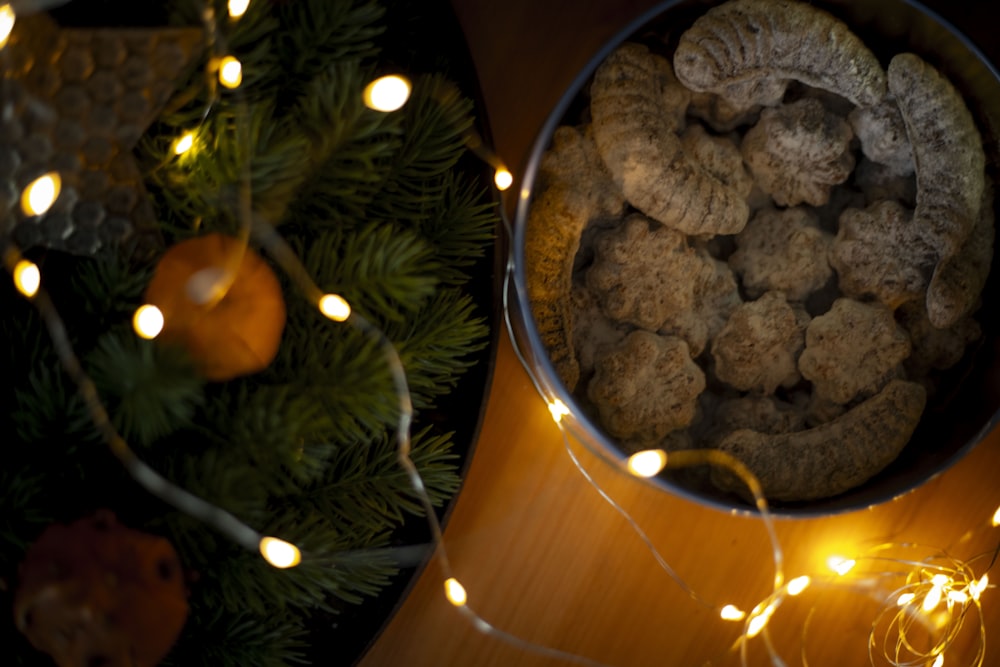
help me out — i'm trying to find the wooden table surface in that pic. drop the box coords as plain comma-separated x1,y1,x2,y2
361,1,1000,665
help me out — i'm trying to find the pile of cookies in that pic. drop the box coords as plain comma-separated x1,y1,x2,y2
524,0,994,502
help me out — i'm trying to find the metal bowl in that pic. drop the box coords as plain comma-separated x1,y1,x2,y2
506,0,1000,516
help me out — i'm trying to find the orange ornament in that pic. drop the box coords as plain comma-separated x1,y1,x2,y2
144,233,286,381
14,512,188,667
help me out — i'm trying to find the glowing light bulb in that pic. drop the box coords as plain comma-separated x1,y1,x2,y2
931,654,944,667
746,602,777,638
626,449,668,478
218,56,243,89
720,604,745,621
931,574,950,587
259,537,301,568
827,556,856,576
0,4,14,49
363,75,411,112
786,576,810,596
13,259,40,298
494,168,513,191
133,305,164,340
947,589,968,604
992,505,1000,527
444,577,467,607
228,0,250,18
897,592,916,606
547,399,570,424
319,294,351,322
20,172,61,216
923,585,943,612
971,574,988,601
173,132,195,155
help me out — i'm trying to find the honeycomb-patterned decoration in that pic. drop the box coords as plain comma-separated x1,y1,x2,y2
1,14,202,258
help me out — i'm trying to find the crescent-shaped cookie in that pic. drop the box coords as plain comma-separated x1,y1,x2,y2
673,0,887,110
712,380,926,501
888,53,985,262
591,42,749,236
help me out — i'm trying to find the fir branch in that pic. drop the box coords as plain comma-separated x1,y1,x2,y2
212,383,337,493
302,224,440,321
0,293,45,375
388,289,489,409
162,606,308,667
361,73,474,219
148,102,314,236
70,252,155,324
86,332,206,448
303,426,461,536
272,0,385,88
207,512,397,614
0,468,53,574
270,322,399,443
12,365,95,446
278,62,404,230
162,438,274,539
417,172,497,285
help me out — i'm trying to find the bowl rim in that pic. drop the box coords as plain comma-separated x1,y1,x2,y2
507,0,1000,518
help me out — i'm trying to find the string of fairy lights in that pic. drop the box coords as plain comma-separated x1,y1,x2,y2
1,1,998,666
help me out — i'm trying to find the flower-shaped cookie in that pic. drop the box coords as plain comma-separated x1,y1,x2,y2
539,124,626,221
588,330,705,440
586,215,706,330
711,291,809,394
729,207,834,302
798,298,912,405
742,98,855,207
660,253,742,357
831,200,936,309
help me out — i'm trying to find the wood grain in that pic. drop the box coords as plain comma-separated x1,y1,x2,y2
361,1,1000,665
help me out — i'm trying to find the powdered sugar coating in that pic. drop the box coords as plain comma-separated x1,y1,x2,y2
742,98,855,207
713,380,926,501
711,291,808,394
591,42,749,235
831,200,936,309
798,299,912,405
588,331,706,440
729,207,834,302
673,0,887,110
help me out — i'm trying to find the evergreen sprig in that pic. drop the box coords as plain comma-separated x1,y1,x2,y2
3,0,496,665
213,383,337,493
209,512,398,613
271,322,400,443
162,606,309,667
389,289,489,409
270,0,386,94
302,224,441,321
86,332,206,448
0,468,52,573
304,426,461,536
418,172,498,285
12,364,94,446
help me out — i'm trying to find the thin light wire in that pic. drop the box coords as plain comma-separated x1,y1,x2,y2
498,190,786,612
252,202,618,667
0,245,263,551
